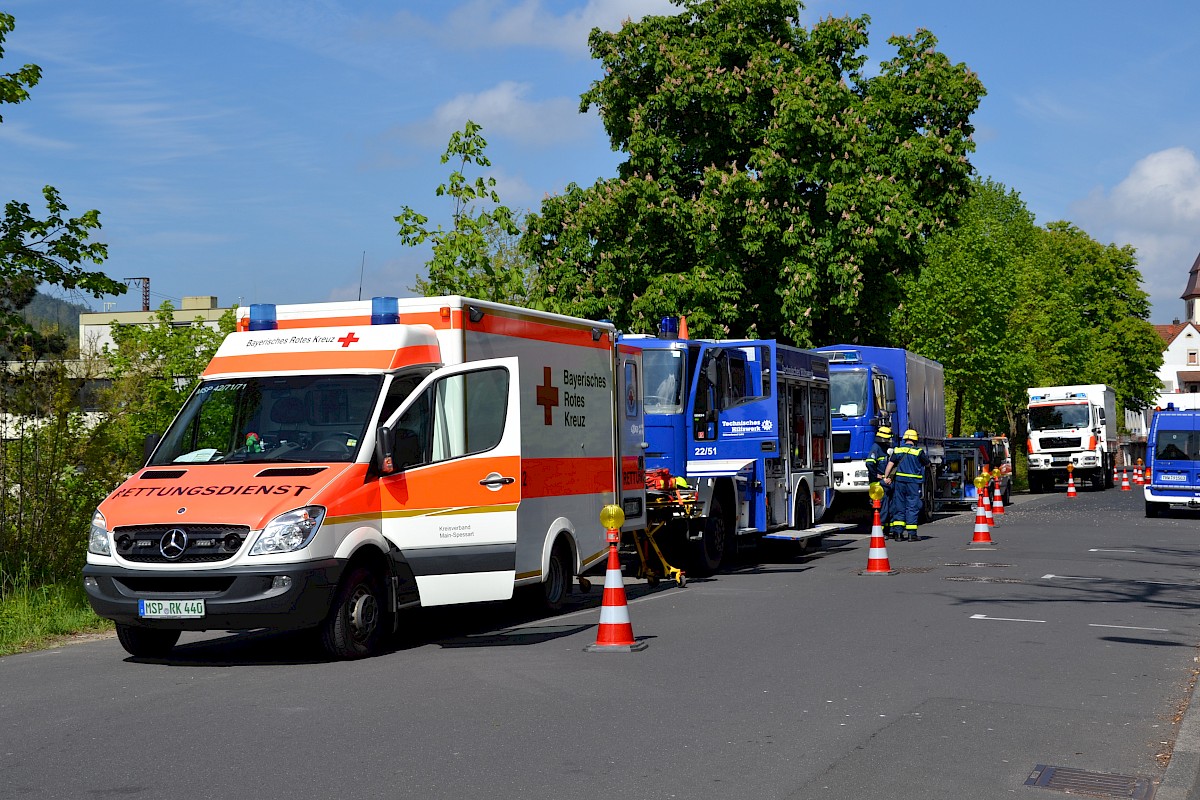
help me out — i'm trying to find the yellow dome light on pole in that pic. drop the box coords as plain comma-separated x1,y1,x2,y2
600,504,625,543
868,481,885,506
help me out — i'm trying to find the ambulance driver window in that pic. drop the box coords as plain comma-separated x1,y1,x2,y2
430,367,509,463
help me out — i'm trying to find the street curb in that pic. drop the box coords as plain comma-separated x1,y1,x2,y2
1157,664,1200,800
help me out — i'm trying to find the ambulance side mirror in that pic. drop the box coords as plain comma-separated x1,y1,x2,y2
375,426,396,475
143,433,162,466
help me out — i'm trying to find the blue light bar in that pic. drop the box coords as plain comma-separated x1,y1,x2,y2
658,316,679,339
371,296,400,325
248,303,277,331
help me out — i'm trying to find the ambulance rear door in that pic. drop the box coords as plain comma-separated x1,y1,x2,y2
379,356,521,606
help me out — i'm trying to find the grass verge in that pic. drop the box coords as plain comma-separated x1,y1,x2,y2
0,579,112,656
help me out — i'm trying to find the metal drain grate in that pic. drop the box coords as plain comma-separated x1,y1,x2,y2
1024,764,1154,798
894,566,937,573
945,575,1024,583
943,562,1013,568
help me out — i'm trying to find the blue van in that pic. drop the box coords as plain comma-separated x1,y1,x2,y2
1144,405,1200,517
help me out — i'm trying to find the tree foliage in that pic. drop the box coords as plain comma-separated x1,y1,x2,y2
895,179,1164,440
396,120,533,303
99,302,237,466
0,13,125,354
522,0,985,344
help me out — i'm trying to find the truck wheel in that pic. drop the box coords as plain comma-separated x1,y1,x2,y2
321,566,384,660
918,476,934,524
1145,501,1161,519
690,499,727,576
1091,470,1105,491
115,624,180,658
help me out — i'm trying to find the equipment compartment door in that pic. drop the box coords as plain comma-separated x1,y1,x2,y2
380,357,522,606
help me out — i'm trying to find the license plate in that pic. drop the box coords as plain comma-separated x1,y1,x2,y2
139,599,205,619
1159,474,1187,482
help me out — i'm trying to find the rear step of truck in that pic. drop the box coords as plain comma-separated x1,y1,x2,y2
762,522,858,541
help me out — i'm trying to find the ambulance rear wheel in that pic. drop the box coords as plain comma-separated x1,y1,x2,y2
539,540,573,611
321,566,384,660
115,624,180,658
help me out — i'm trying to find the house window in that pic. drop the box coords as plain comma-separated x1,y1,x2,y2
1189,350,1199,366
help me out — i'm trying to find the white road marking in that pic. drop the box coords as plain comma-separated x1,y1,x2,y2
1088,624,1170,632
1041,574,1102,581
970,613,1046,623
1089,548,1137,553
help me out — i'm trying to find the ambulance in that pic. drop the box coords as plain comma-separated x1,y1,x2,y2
83,296,646,659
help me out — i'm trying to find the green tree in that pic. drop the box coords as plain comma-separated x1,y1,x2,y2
522,0,985,344
396,120,533,303
0,13,125,352
893,179,1038,436
98,302,237,467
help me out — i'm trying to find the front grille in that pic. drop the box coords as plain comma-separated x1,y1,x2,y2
1040,437,1081,449
832,433,851,455
113,576,238,596
114,524,250,564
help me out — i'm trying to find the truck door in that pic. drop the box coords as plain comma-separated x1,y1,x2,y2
686,341,779,476
379,357,521,606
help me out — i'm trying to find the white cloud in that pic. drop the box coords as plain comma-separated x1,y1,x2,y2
440,0,680,55
415,80,598,147
1073,147,1200,323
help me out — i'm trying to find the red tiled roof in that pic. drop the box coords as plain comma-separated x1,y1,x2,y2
1177,371,1200,383
1156,322,1189,345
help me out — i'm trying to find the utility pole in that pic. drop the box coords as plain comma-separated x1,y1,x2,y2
124,277,150,311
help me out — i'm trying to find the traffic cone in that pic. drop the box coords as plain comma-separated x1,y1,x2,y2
969,489,996,548
860,500,897,575
1113,464,1118,484
1121,469,1131,491
1134,466,1144,486
1066,473,1077,498
585,537,648,652
992,477,1005,516
981,480,994,526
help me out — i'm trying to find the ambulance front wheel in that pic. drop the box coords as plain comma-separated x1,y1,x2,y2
115,624,181,659
321,566,384,660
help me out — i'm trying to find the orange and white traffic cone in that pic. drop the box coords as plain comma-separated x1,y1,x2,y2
992,477,1005,516
1121,469,1131,491
860,499,897,575
1113,464,1118,484
1066,473,1077,498
585,530,648,653
981,479,994,526
1134,466,1144,486
969,487,996,548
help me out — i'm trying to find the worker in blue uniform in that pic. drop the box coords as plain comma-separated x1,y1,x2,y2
865,425,894,536
882,428,931,541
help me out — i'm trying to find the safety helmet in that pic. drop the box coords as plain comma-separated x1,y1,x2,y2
876,425,892,440
903,428,918,441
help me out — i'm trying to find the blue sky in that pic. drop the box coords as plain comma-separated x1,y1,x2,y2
2,0,1199,324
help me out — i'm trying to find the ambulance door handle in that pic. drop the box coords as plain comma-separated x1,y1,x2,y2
479,472,516,490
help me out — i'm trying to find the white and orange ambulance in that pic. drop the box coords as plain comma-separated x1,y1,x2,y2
83,296,646,659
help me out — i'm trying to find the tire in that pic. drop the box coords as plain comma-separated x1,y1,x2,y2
1091,470,1105,491
1002,481,1011,507
689,498,728,576
539,541,573,611
115,624,181,658
918,475,934,524
321,566,385,660
1145,500,1161,519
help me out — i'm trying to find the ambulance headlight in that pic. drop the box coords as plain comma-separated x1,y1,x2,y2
250,506,326,555
87,509,111,556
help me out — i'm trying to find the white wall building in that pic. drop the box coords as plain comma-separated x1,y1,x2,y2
78,295,231,357
1154,252,1200,409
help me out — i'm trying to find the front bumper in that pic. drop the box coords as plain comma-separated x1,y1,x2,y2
82,560,345,632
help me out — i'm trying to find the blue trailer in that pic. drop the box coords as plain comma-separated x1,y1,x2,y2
813,345,946,522
623,325,850,576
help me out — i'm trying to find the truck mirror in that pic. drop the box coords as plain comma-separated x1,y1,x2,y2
143,433,162,466
374,426,395,475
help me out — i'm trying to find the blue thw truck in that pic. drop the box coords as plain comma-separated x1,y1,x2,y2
1144,404,1200,517
621,323,850,577
813,345,946,522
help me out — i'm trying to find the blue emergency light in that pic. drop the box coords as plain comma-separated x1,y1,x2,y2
248,304,278,331
658,316,679,339
371,296,400,325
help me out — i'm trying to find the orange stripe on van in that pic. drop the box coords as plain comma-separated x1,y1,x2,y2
238,311,462,332
203,345,442,375
379,455,522,511
470,310,611,349
523,457,615,498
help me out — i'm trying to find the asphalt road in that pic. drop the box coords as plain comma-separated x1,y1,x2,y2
3,486,1200,799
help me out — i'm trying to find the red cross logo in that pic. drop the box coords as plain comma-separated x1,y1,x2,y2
535,367,559,426
338,332,360,348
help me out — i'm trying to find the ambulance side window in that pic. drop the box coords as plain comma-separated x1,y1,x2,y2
395,367,508,468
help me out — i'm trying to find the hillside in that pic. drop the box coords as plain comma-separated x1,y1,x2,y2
20,292,90,344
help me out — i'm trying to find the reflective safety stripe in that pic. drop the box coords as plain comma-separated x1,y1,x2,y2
896,471,923,479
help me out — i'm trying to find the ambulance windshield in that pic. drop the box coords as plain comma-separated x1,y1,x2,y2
149,374,383,465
